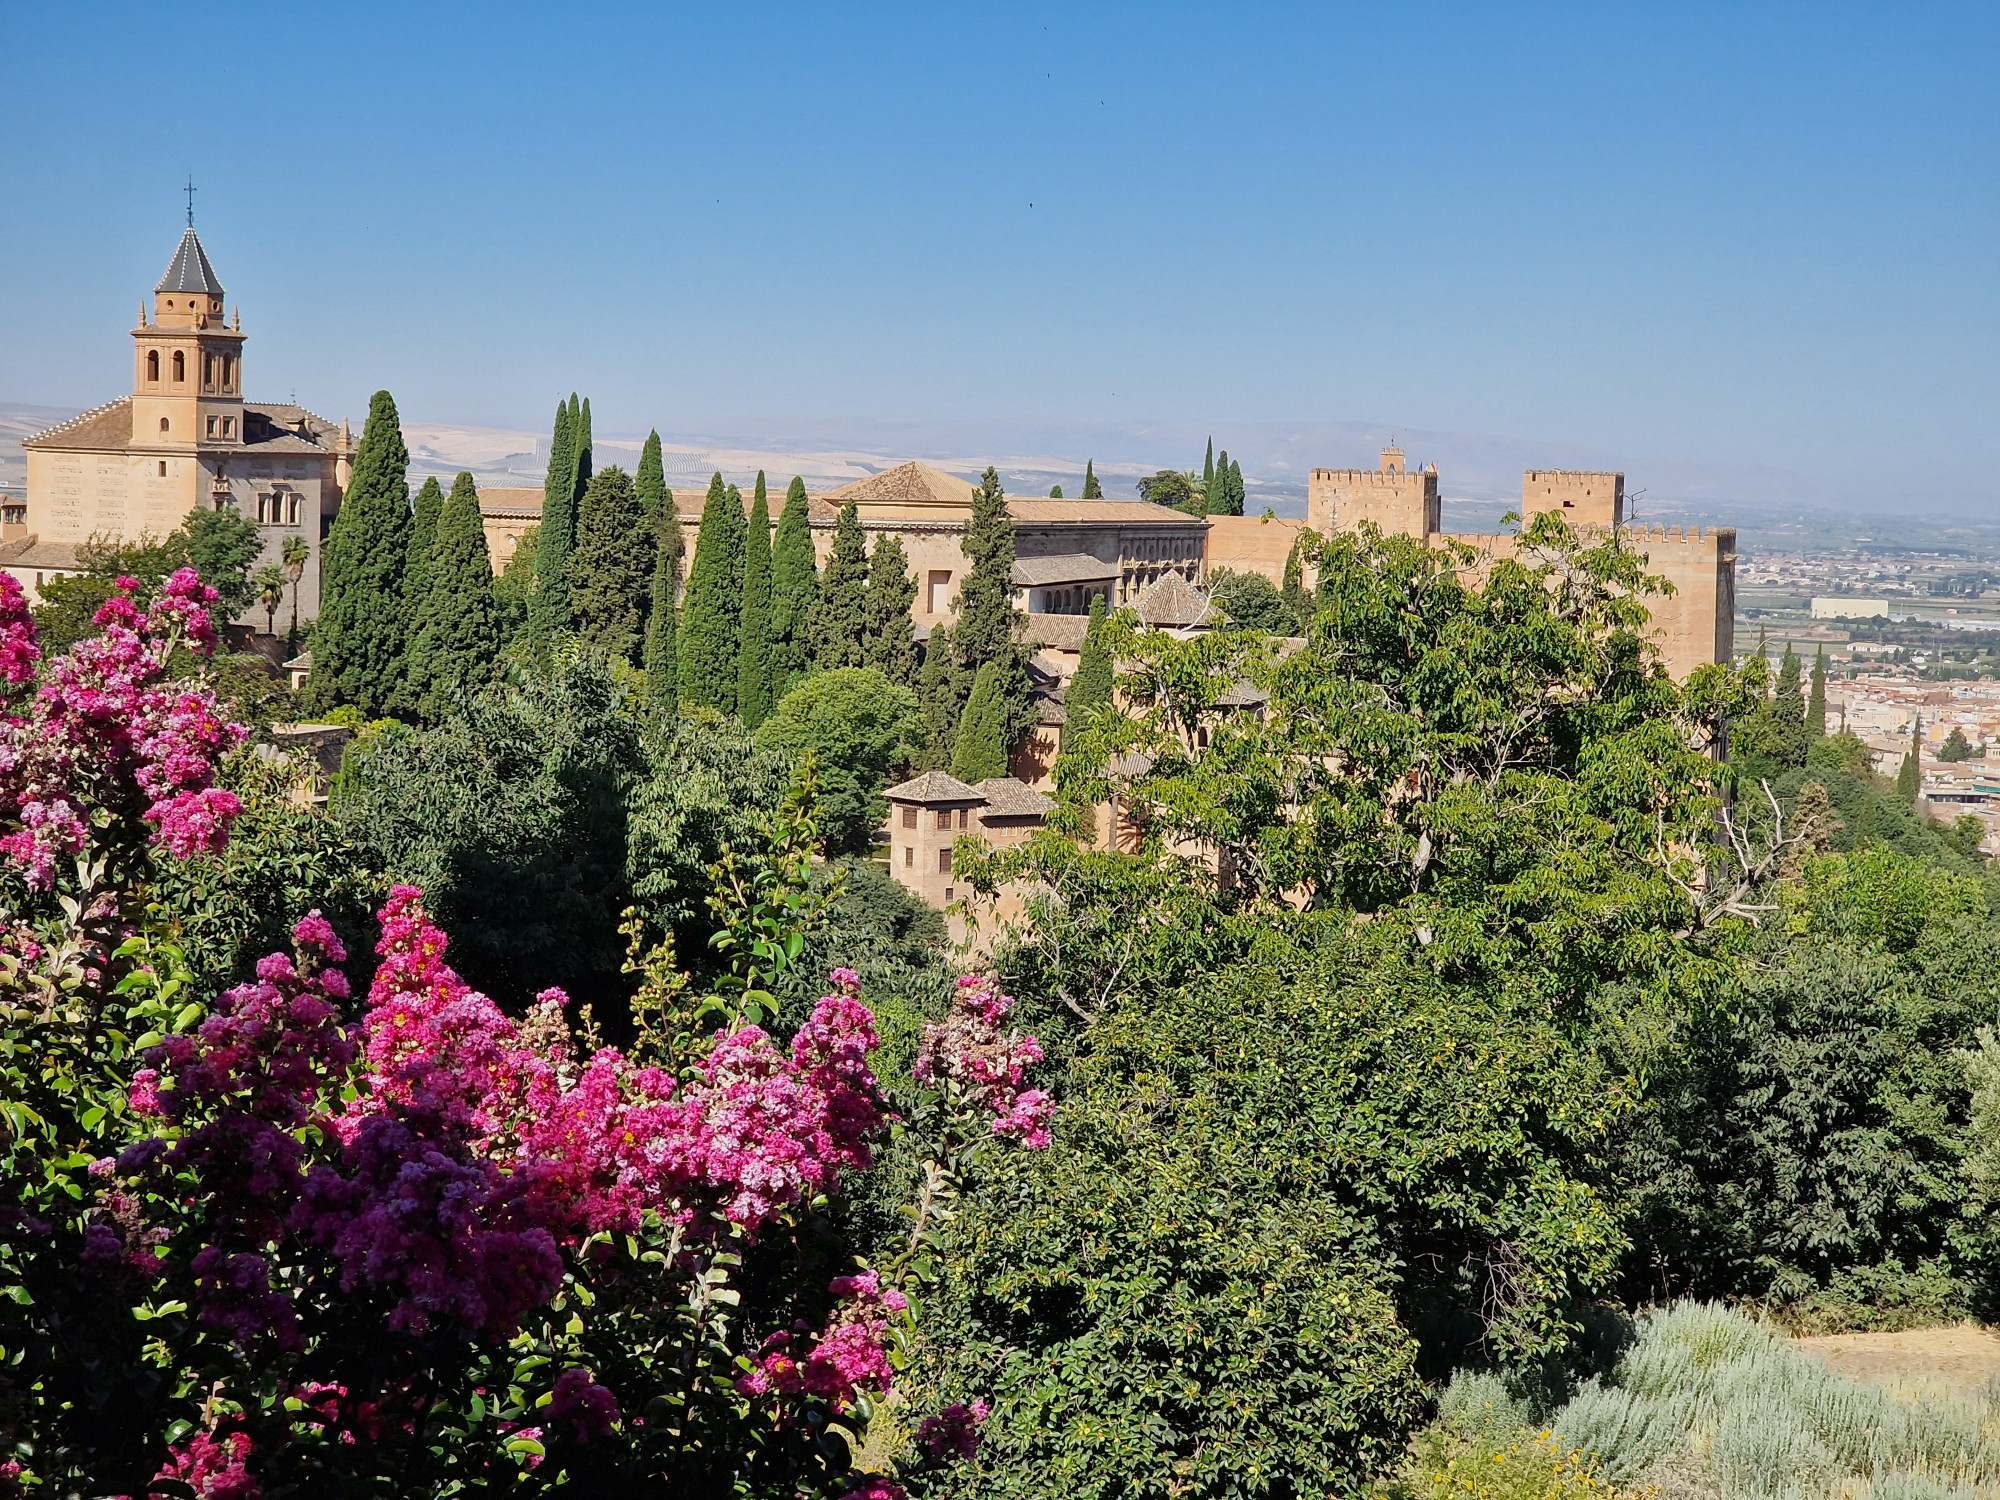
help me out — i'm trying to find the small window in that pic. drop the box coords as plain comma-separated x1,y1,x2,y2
222,356,235,389
159,417,169,433
903,846,913,867
927,570,953,614
203,355,215,390
158,461,167,477
206,417,217,438
958,808,969,828
146,350,160,381
287,494,301,525
222,418,233,438
902,806,917,829
944,886,954,901
935,809,951,831
172,351,185,382
938,848,952,874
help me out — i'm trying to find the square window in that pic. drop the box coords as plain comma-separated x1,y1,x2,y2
936,809,951,831
903,846,913,867
944,886,954,901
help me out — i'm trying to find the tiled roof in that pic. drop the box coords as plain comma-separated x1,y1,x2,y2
157,228,225,295
1134,572,1213,628
881,770,983,804
0,536,84,571
23,398,132,449
479,487,544,516
1007,497,1207,527
1022,613,1091,652
974,777,1055,819
826,461,975,508
241,403,342,454
1011,553,1120,587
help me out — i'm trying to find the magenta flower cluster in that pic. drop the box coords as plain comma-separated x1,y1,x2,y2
0,568,242,888
740,1267,908,1412
139,1428,261,1500
913,975,1054,1150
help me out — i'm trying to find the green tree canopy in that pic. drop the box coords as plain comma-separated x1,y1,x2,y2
1774,644,1808,768
932,467,1032,761
864,533,918,687
752,666,923,855
567,465,654,666
635,429,668,517
768,475,818,698
1898,716,1923,800
1209,568,1298,635
1066,593,1114,723
736,473,774,729
678,473,745,714
1941,725,1974,762
950,660,1008,782
1082,459,1102,498
406,471,505,721
306,388,412,717
529,396,576,647
176,503,266,618
813,499,870,670
644,481,683,722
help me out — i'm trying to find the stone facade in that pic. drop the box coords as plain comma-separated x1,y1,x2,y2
881,769,1055,944
19,226,354,626
1307,446,1440,538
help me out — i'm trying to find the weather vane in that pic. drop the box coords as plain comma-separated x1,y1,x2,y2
184,176,196,228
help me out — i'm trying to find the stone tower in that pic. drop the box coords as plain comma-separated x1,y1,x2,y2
1307,446,1440,538
1522,469,1624,528
130,227,247,457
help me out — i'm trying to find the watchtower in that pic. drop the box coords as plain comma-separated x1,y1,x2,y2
1522,470,1624,529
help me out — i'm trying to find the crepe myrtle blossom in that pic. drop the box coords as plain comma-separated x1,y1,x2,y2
912,975,1053,1149
0,568,244,889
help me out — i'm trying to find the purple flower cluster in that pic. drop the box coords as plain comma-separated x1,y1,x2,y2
0,569,243,888
740,1268,908,1413
913,976,1053,1150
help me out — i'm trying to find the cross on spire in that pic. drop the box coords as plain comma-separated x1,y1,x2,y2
184,176,196,227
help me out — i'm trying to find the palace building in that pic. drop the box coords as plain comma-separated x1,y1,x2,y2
12,224,353,619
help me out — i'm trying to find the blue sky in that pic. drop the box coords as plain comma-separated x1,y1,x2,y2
1,2,1994,509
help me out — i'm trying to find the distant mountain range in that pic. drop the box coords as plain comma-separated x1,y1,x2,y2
7,402,1993,556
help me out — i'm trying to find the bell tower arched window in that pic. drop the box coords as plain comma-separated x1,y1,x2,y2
146,350,159,382
171,351,185,383
159,418,169,433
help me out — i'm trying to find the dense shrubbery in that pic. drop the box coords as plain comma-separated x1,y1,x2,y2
0,577,1047,1496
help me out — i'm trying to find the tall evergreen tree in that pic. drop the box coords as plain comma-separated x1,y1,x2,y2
813,500,871,670
405,475,445,619
531,396,579,646
864,534,919,687
567,466,653,665
1773,644,1807,768
1082,460,1102,499
570,395,593,510
1229,458,1245,515
1809,645,1828,739
678,473,746,714
1281,534,1310,623
635,430,668,517
736,474,774,729
643,514,679,724
1049,485,1064,498
306,389,412,717
768,476,818,697
1067,594,1114,720
1897,715,1923,802
942,467,1033,752
1202,438,1215,506
918,623,956,769
407,472,505,722
951,661,1008,782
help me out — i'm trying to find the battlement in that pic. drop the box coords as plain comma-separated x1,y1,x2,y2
1564,521,1736,549
1309,467,1437,483
1524,468,1623,528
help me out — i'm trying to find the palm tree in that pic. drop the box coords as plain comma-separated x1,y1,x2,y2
255,564,287,639
281,534,310,640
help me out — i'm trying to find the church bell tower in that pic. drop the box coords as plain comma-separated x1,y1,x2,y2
130,220,246,457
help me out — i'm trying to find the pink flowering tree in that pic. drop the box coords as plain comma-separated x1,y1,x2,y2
0,577,1051,1498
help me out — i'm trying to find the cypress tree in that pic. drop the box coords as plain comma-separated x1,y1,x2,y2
1202,438,1215,507
532,397,578,645
570,394,593,509
568,466,653,665
768,475,818,697
635,430,668,517
1068,594,1113,720
918,623,955,769
951,661,1008,782
405,475,445,620
1281,534,1310,625
643,475,683,721
946,467,1032,749
1809,646,1828,739
678,473,745,714
407,472,504,722
1082,460,1102,499
1229,458,1245,515
1774,644,1807,768
306,389,412,717
864,533,918,687
736,474,774,728
1897,716,1923,801
813,499,870,669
